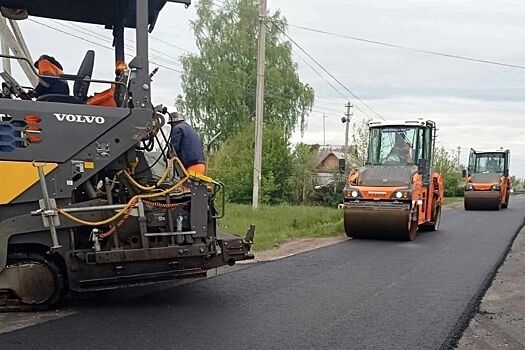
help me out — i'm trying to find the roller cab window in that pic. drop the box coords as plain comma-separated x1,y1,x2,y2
368,126,424,166
472,153,505,173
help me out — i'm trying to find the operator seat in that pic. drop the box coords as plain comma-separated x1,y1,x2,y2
37,50,95,104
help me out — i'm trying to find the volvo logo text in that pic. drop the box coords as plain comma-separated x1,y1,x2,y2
54,113,105,124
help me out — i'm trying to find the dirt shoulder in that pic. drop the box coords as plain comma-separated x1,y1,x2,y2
238,235,348,264
456,228,525,349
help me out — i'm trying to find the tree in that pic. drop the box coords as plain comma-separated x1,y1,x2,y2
433,147,463,197
350,119,371,168
289,143,319,204
511,176,523,192
309,173,346,207
177,0,314,148
210,122,292,204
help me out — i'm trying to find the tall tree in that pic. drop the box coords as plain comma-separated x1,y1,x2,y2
350,119,371,167
210,122,292,204
290,143,319,204
510,176,523,192
434,147,463,197
177,0,314,147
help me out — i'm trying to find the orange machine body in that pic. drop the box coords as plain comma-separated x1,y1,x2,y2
464,148,511,210
343,119,444,241
345,170,443,228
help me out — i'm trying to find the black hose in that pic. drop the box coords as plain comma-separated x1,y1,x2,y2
134,140,170,176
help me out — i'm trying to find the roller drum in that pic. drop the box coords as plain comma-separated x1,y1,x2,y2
344,202,417,241
464,191,501,211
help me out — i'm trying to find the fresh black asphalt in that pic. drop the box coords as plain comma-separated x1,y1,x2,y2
1,196,524,350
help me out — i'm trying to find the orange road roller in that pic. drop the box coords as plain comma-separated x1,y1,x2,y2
343,119,444,241
463,148,511,210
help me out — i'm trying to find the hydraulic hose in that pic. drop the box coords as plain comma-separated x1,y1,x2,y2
57,175,189,226
57,157,191,226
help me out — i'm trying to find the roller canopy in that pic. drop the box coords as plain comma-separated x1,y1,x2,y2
0,0,190,28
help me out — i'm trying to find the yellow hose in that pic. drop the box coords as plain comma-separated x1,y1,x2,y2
119,156,176,192
58,175,189,226
56,157,217,227
58,158,191,227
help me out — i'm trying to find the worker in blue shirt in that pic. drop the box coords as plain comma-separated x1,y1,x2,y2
169,112,206,174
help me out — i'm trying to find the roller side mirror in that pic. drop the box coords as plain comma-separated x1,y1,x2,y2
417,159,428,172
339,159,345,174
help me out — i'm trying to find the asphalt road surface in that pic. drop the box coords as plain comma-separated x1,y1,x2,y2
1,197,524,350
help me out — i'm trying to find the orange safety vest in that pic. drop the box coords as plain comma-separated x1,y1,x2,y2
37,59,63,76
87,60,128,107
187,163,206,175
87,85,117,107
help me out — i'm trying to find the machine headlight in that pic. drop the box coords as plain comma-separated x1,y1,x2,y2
491,184,501,191
465,184,474,191
344,188,361,199
391,190,410,199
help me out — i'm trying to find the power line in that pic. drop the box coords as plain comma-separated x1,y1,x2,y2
29,19,114,52
203,1,374,123
28,19,183,74
86,21,190,54
274,37,371,122
313,105,345,115
285,40,373,122
38,20,182,69
288,24,525,70
314,100,372,122
150,36,191,54
311,109,340,118
210,0,381,120
287,42,347,101
312,102,346,113
39,20,263,91
48,19,184,67
269,20,385,120
31,11,345,126
66,16,192,54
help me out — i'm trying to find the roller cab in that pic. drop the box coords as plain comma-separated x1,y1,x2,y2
343,119,444,241
464,148,511,210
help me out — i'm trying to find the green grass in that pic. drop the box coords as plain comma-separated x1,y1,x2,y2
443,197,464,206
220,198,463,251
219,204,344,251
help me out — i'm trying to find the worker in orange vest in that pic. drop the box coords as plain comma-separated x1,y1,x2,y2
31,55,69,98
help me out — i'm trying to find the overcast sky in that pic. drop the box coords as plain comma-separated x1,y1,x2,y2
9,0,525,176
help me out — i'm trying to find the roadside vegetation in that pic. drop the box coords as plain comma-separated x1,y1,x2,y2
221,196,463,252
433,147,464,197
443,197,464,206
219,204,344,251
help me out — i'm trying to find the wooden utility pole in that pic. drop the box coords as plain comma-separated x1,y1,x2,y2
343,102,353,173
457,146,461,166
252,0,267,210
322,114,326,145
